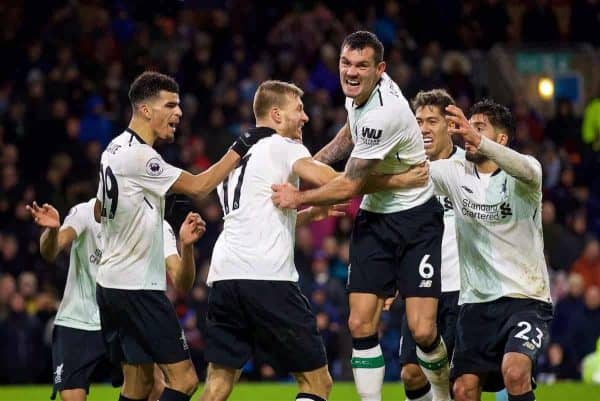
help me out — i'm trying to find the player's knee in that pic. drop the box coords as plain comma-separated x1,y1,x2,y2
410,324,436,348
502,364,530,392
452,380,477,401
348,315,375,337
320,370,333,396
401,364,427,389
181,368,200,395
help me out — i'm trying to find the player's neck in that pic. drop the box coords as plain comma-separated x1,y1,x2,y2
476,160,499,174
255,121,285,137
128,118,156,146
431,141,454,161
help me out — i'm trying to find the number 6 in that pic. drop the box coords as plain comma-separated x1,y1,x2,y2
419,254,434,279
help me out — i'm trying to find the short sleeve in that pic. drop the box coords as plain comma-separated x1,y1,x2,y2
279,138,311,172
128,146,183,197
62,203,89,237
162,220,179,258
350,109,399,160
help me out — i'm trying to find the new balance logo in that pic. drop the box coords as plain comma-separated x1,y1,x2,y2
461,186,473,194
54,363,63,384
419,280,432,288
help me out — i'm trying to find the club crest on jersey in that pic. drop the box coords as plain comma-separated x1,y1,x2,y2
361,127,382,145
146,157,163,176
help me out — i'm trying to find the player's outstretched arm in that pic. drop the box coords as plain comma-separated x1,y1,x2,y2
165,212,206,293
292,157,341,187
362,162,430,193
171,151,240,200
296,203,348,226
446,105,541,188
313,122,354,165
26,202,76,262
171,128,274,200
272,157,378,208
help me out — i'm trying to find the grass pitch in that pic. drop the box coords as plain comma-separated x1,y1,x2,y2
0,382,598,401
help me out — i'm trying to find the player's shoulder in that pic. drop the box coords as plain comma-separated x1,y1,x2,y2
449,146,466,160
375,73,409,108
364,75,410,120
64,198,97,231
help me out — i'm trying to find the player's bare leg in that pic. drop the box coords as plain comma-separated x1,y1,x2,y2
58,389,86,401
121,363,154,400
158,359,199,400
348,293,386,401
502,353,534,401
293,365,333,400
401,363,432,401
405,297,449,401
198,363,240,401
147,364,166,401
453,373,482,401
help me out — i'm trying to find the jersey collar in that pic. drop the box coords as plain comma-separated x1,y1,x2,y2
126,128,147,145
352,77,383,110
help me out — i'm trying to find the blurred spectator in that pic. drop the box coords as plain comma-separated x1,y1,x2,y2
546,98,582,152
548,168,582,224
551,273,585,346
570,238,600,290
569,286,600,365
537,342,580,383
0,273,17,320
17,271,38,316
78,95,113,148
582,97,600,151
0,293,44,383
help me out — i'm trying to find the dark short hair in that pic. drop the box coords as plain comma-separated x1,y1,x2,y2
128,71,179,107
469,98,515,138
412,89,455,115
341,31,384,64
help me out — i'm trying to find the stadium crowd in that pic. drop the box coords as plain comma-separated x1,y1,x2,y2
0,0,599,385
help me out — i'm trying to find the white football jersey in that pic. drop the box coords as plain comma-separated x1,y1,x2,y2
96,129,182,290
437,146,465,293
346,72,433,213
431,156,551,304
55,198,180,330
208,134,311,285
54,199,102,331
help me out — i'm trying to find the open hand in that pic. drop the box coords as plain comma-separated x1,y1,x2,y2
308,203,349,222
271,182,301,209
445,104,482,149
179,212,206,246
26,202,60,228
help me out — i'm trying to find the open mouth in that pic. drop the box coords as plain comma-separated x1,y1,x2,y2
345,79,360,87
168,122,178,131
423,136,433,147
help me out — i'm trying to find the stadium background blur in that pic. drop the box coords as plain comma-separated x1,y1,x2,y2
0,0,599,388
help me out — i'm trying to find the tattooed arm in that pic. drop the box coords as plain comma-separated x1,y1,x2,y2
314,122,354,165
271,157,379,208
